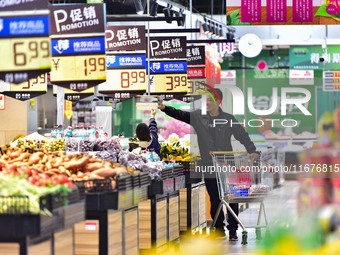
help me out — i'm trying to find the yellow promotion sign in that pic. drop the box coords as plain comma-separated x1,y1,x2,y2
64,100,73,120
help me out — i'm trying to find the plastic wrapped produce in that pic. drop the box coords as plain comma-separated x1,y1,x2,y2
80,140,94,152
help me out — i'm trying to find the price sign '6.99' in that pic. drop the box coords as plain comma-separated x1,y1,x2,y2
1,38,50,71
0,15,51,84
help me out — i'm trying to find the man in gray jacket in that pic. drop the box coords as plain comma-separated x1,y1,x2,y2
159,88,258,240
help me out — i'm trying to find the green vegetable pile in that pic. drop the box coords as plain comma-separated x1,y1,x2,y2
0,172,70,214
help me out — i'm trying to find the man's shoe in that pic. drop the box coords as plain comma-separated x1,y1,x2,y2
213,229,227,240
229,231,238,241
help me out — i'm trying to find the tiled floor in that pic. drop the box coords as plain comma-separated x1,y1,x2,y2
221,181,299,254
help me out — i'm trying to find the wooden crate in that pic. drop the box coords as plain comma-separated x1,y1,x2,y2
139,200,151,249
179,189,187,231
74,220,99,255
199,185,207,226
124,209,138,255
108,211,123,255
168,195,179,241
54,228,74,255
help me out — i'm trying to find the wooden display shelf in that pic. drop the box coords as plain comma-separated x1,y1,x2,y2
168,194,180,242
139,196,168,254
74,210,124,255
54,228,74,255
179,182,207,234
124,208,138,255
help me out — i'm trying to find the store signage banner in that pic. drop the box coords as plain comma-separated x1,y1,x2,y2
106,54,146,68
323,71,340,91
0,0,48,11
49,4,105,35
51,37,105,55
267,0,287,22
290,45,340,70
105,25,146,51
241,0,261,22
2,73,47,101
187,46,205,65
149,37,186,59
187,67,205,78
292,0,313,22
289,70,314,85
220,70,236,86
227,0,340,25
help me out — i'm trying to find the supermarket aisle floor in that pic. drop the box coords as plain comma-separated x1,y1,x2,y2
223,181,299,254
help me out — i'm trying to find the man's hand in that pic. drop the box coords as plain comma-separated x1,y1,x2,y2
249,153,259,162
157,97,165,110
151,108,156,118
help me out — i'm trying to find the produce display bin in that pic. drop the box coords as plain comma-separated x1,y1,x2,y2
74,177,142,255
0,191,85,255
148,178,174,196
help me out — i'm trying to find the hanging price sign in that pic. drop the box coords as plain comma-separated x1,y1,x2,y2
50,4,106,90
3,73,47,101
0,15,50,84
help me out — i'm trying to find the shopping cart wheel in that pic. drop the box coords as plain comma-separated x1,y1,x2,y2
241,231,248,245
255,228,262,240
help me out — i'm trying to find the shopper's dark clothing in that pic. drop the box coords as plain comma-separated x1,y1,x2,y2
161,106,255,232
162,106,256,163
146,118,161,156
205,178,239,231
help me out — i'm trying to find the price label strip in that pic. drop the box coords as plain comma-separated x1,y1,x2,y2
323,71,340,91
3,73,47,101
0,16,50,84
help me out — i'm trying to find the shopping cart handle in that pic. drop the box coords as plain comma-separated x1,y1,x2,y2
209,151,248,155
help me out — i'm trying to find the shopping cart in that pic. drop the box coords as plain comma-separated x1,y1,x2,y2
210,151,274,245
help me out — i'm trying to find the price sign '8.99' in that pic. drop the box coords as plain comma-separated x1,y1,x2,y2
0,38,50,71
105,69,146,91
